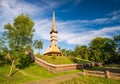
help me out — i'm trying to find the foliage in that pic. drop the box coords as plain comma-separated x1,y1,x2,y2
3,14,35,69
0,52,10,65
89,37,116,64
0,37,5,52
59,76,120,84
74,45,89,60
33,40,43,54
113,34,120,41
59,37,119,64
0,37,10,65
113,34,120,63
61,49,74,57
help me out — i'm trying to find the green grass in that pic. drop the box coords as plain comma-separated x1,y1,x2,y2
36,55,74,64
0,63,80,84
1,63,119,84
59,76,120,84
36,55,91,64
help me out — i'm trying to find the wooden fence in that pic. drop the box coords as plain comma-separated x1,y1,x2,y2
83,69,120,80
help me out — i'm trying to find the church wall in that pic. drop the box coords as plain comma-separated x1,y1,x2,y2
35,57,102,73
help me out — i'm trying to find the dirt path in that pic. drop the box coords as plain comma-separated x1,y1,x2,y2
27,72,83,84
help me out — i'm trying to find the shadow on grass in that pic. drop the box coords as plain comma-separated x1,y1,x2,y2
70,58,91,64
11,70,18,76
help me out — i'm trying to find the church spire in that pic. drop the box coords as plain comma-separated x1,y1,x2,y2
44,11,61,56
50,11,58,34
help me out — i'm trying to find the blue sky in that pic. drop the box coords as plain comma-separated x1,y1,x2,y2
0,0,120,54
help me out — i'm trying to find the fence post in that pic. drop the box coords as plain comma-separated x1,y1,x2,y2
91,62,95,67
105,70,110,79
83,69,86,76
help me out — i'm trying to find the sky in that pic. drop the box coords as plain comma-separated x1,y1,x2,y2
0,0,120,54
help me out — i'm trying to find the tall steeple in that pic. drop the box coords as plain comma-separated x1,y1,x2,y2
44,11,61,56
50,11,58,34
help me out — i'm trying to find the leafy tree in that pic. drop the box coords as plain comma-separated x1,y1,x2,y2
89,37,116,64
66,50,73,57
114,34,120,54
74,45,89,60
0,37,9,65
61,49,73,57
113,35,120,63
61,49,66,56
33,40,43,54
0,37,5,52
3,14,35,77
74,45,82,59
89,49,101,62
0,38,3,51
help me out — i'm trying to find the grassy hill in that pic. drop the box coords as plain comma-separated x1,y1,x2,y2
0,63,80,84
1,63,119,84
36,55,91,64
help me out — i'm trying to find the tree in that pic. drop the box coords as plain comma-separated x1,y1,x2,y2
0,37,5,52
74,45,89,60
74,45,82,59
0,38,3,51
33,40,43,54
89,37,116,64
61,49,66,56
59,48,74,58
3,14,35,77
0,37,9,65
113,35,120,63
114,34,120,54
0,37,5,65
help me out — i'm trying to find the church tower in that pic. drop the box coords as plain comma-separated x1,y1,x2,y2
44,11,61,56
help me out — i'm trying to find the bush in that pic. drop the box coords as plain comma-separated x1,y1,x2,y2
16,53,34,69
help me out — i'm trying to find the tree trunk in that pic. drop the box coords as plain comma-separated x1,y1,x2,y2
8,60,14,77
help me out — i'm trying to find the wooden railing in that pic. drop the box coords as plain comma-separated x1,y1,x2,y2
83,69,120,80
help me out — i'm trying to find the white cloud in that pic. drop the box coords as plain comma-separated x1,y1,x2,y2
0,0,44,32
108,9,120,16
0,0,41,17
34,19,51,40
58,26,120,45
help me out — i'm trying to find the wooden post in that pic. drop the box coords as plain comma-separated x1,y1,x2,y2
91,62,95,67
105,70,110,79
83,69,86,76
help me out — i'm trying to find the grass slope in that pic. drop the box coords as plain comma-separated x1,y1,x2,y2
59,76,120,84
37,56,74,64
36,55,91,64
0,63,80,84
